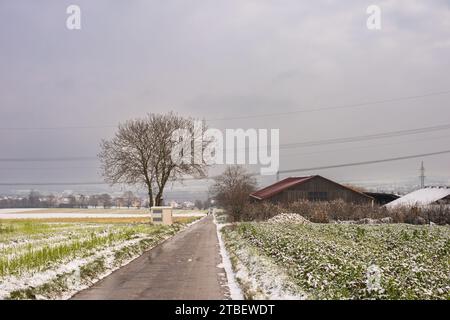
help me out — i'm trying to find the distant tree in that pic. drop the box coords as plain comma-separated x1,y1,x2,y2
79,194,88,208
135,197,142,209
203,199,211,209
123,191,135,208
114,197,124,208
99,194,113,209
28,190,41,208
68,195,77,208
88,195,100,208
46,194,57,208
194,199,203,210
99,112,209,207
209,166,257,221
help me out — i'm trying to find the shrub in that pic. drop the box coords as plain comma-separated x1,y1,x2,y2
240,200,450,225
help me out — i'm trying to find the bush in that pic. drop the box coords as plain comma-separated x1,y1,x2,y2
239,200,450,225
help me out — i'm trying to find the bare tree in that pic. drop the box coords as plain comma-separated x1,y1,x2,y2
194,199,203,210
114,196,124,208
99,193,113,209
123,191,135,208
27,190,41,208
210,165,257,221
68,195,77,208
99,112,209,207
46,194,57,208
79,194,87,208
99,118,156,206
88,195,100,208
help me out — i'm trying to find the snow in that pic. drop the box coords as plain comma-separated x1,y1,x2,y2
0,236,147,299
213,213,244,300
0,209,41,214
221,223,307,300
0,209,206,219
267,213,310,224
231,244,307,300
386,187,450,208
0,218,204,299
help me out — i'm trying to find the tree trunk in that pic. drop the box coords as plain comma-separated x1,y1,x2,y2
147,188,154,208
155,192,163,206
155,178,168,206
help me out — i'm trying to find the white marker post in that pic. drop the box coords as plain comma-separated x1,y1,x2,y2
151,206,173,225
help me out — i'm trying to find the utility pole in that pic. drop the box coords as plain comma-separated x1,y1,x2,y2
419,161,425,189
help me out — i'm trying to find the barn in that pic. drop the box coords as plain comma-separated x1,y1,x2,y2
363,192,399,205
385,186,450,208
250,175,374,204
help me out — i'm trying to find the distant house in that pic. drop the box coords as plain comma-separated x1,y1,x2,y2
182,201,195,209
167,200,179,208
250,175,374,204
363,192,399,206
385,187,450,208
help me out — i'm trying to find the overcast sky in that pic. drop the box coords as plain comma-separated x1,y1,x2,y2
0,0,449,195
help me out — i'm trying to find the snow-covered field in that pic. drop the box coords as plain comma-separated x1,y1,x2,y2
0,217,199,299
0,209,41,214
213,214,243,300
214,213,304,300
221,221,450,300
0,208,206,219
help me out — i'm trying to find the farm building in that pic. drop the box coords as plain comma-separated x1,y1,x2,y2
363,192,399,205
385,186,450,208
250,175,374,204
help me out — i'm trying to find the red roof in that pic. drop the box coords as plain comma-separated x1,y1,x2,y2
250,176,315,200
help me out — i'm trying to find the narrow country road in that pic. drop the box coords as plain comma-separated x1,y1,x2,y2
72,215,229,300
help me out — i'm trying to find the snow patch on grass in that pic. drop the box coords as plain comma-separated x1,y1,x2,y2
222,225,307,300
213,214,243,300
0,220,199,300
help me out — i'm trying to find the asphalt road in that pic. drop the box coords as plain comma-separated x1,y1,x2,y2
72,215,229,300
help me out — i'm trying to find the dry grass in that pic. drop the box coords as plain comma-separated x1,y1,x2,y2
10,208,150,214
241,200,450,225
6,208,208,215
0,216,199,224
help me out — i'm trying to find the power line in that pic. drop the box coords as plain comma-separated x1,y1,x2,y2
3,132,450,170
0,166,99,170
0,182,107,186
2,122,450,164
0,90,449,130
196,122,450,152
210,122,450,152
0,157,98,162
2,149,450,186
0,125,116,131
279,123,450,149
282,133,450,157
206,90,450,121
278,149,450,175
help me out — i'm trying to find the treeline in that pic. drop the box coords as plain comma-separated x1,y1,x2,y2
209,165,449,225
194,199,212,210
241,200,450,225
0,191,143,209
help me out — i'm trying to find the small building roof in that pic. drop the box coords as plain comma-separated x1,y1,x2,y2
250,176,314,200
385,187,450,208
250,175,372,201
363,192,399,205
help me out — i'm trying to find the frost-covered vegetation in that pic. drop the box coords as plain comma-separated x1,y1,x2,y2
239,200,450,225
222,222,450,299
0,218,197,299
